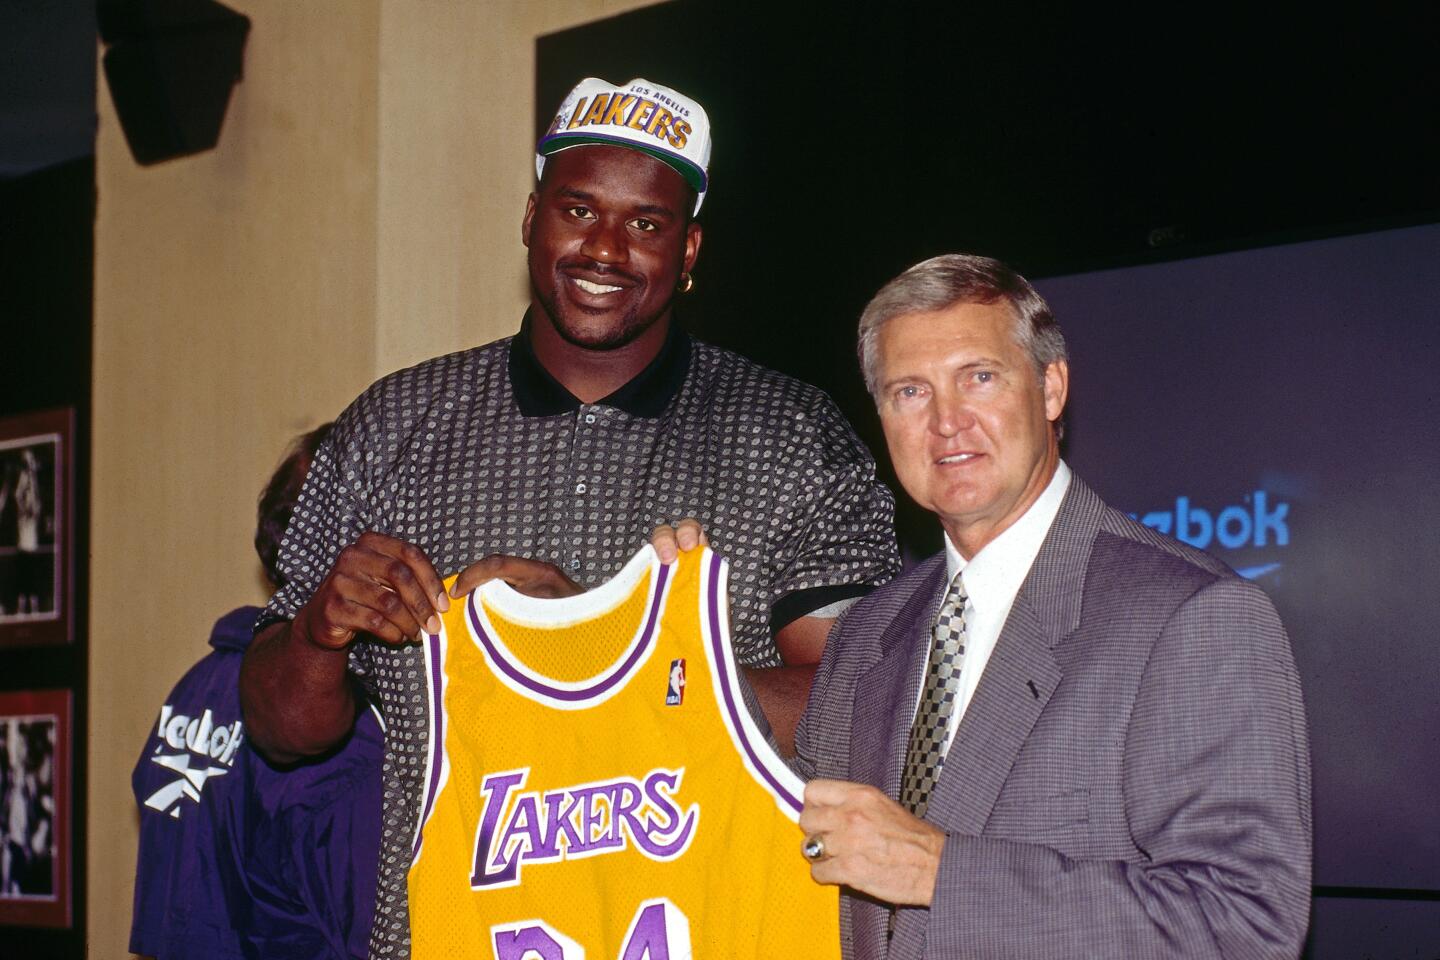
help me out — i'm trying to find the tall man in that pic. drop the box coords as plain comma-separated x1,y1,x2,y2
241,78,898,957
793,255,1311,958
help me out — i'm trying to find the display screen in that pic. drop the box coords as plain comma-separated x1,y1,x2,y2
1036,223,1440,891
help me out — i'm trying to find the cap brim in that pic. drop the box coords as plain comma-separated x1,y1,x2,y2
538,132,707,195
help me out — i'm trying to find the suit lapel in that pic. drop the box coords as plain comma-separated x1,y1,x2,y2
923,476,1105,836
849,555,948,801
923,600,1061,834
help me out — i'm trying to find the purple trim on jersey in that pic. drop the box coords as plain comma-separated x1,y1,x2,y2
413,630,447,859
705,559,803,814
468,563,671,703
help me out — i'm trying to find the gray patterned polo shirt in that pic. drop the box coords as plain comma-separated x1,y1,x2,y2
265,321,899,957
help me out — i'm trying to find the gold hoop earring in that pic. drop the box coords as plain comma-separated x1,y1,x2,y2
678,273,695,294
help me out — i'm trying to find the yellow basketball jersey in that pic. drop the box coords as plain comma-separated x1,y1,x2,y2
406,545,840,960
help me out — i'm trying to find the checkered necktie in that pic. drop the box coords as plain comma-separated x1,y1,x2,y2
898,576,968,819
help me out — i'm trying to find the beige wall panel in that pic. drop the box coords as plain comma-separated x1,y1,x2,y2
91,2,382,954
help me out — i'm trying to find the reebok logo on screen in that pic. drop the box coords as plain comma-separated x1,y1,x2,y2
141,704,244,819
1132,491,1290,580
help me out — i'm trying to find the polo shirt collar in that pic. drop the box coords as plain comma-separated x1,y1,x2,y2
508,311,691,418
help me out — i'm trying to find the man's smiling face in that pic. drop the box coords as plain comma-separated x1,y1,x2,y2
875,299,1068,558
523,144,700,351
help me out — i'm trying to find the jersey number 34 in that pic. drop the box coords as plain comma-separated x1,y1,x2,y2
492,898,689,960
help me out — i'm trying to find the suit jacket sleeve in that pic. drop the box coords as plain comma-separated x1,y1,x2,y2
923,576,1312,959
792,609,858,785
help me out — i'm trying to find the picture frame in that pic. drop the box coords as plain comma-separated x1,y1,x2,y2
0,407,73,648
0,688,72,928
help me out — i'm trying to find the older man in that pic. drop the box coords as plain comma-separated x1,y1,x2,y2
240,78,897,956
792,255,1311,958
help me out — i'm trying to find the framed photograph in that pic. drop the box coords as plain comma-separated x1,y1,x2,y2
0,689,71,928
0,408,73,647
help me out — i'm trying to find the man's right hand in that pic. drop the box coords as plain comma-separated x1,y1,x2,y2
247,536,624,762
292,532,451,651
244,531,447,763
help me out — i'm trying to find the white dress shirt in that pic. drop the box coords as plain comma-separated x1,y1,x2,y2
933,460,1072,755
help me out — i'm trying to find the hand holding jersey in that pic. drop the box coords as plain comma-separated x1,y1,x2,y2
799,778,945,906
244,535,585,763
294,532,583,651
648,517,707,563
290,531,452,649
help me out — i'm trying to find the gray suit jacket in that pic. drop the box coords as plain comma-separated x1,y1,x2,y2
793,476,1311,959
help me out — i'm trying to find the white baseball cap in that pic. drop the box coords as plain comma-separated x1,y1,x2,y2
537,77,712,215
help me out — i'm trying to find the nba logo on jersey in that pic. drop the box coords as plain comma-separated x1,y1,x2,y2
665,659,686,706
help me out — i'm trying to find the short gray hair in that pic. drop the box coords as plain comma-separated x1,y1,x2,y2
857,254,1067,401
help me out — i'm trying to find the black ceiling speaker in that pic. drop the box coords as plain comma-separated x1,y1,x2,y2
99,0,251,165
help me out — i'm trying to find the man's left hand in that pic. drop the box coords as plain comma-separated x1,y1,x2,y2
649,518,707,563
799,778,945,906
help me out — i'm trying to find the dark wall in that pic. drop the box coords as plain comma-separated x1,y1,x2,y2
0,1,96,176
538,2,1440,955
537,0,1438,558
0,158,93,958
1,0,97,948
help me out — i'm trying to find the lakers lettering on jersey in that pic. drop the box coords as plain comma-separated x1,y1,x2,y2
407,545,840,960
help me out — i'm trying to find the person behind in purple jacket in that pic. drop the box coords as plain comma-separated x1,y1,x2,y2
131,423,383,960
